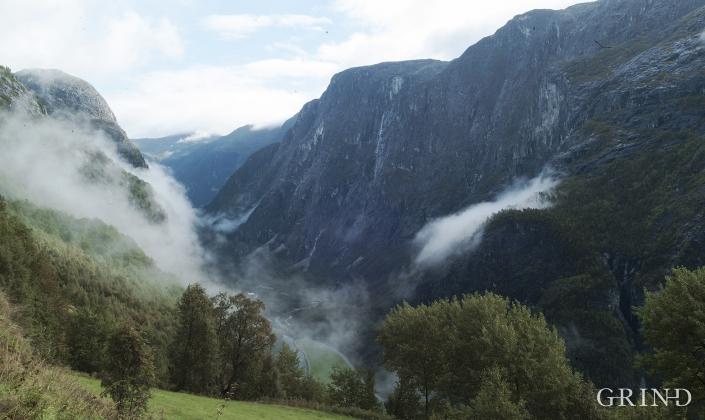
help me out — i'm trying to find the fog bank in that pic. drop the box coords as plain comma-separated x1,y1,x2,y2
414,172,559,267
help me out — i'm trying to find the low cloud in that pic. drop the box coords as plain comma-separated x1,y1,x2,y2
414,172,559,267
0,110,208,285
109,61,336,137
320,0,580,68
177,131,216,144
202,14,332,40
0,0,183,83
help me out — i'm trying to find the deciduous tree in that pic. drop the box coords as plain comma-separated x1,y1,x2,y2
326,366,379,411
170,283,217,394
212,293,275,398
639,267,705,414
101,324,155,418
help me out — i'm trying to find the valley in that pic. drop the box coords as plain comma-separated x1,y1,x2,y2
3,0,705,418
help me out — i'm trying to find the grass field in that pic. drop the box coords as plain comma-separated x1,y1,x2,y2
295,338,351,384
74,375,352,420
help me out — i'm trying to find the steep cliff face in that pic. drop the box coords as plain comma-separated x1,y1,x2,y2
15,69,147,168
208,0,705,284
416,0,705,386
205,0,705,386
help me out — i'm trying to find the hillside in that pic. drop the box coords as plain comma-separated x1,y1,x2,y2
0,291,117,418
0,288,352,420
0,194,181,377
0,66,44,116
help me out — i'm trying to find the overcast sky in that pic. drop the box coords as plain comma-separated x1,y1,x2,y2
0,0,583,138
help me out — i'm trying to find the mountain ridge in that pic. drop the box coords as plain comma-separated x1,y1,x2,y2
135,120,293,207
16,68,148,168
207,0,705,279
204,0,705,386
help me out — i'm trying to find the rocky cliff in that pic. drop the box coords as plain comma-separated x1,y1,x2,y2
207,0,705,386
16,69,147,168
209,0,705,278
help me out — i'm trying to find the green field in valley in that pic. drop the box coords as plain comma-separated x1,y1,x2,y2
74,375,352,420
295,338,351,384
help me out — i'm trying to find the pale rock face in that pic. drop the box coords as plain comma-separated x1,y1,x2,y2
15,69,147,168
15,69,116,122
0,67,44,116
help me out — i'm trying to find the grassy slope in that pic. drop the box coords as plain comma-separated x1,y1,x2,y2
296,339,351,384
0,292,117,419
74,375,352,420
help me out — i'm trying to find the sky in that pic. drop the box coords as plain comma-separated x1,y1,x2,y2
0,0,583,138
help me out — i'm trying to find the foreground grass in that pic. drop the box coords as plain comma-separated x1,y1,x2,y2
74,375,352,420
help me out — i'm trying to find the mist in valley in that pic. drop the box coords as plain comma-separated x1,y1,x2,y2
414,171,559,267
0,106,367,381
0,109,208,285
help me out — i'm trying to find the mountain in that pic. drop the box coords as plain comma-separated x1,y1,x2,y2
15,68,147,168
0,66,44,116
135,122,291,207
206,0,705,386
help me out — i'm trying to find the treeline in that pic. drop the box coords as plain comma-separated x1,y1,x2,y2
377,268,705,419
379,293,596,419
4,192,705,418
165,284,382,417
0,196,383,418
154,280,701,420
96,283,385,418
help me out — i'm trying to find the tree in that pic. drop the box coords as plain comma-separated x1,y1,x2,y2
212,293,276,398
377,301,448,417
639,267,705,413
68,307,108,374
378,292,600,419
299,375,326,403
170,284,217,394
385,376,421,420
101,324,155,418
443,293,589,418
326,367,379,411
467,367,530,420
275,343,305,398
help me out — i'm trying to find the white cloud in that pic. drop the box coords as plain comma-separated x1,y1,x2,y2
119,1,582,137
0,110,209,284
320,0,581,67
414,173,558,267
178,131,215,143
203,14,332,39
243,58,339,79
0,0,184,81
1,0,584,138
109,60,338,137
